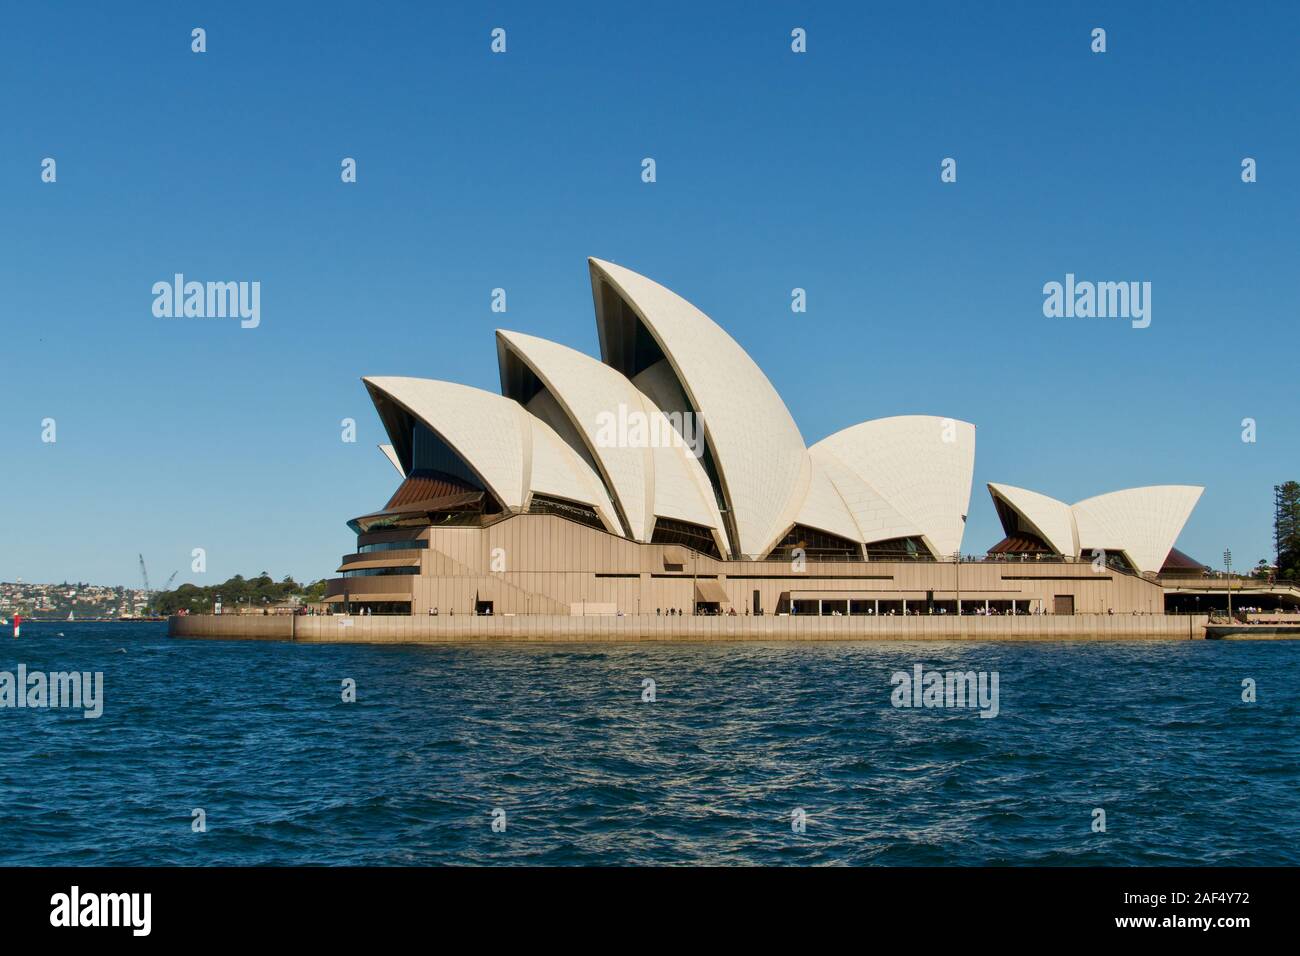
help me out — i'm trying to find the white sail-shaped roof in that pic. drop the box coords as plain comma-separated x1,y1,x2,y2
498,331,648,539
496,330,723,545
378,443,404,478
363,376,619,533
361,258,1211,574
1072,486,1203,574
810,447,920,545
365,376,529,508
811,416,976,558
987,482,1077,555
988,482,1204,574
645,439,727,551
525,416,620,531
360,257,1211,575
590,258,809,558
625,356,731,547
792,455,867,547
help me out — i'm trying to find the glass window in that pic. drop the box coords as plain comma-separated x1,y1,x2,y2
650,517,721,559
358,539,428,553
341,566,420,578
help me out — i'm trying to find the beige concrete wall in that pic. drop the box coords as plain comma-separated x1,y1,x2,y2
328,514,1168,618
171,613,1208,643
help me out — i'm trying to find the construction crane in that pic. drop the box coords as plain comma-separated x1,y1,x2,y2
136,558,179,618
137,555,172,618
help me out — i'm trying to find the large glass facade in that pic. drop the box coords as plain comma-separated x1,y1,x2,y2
358,539,428,554
767,525,862,561
341,566,420,578
1083,548,1137,573
527,494,605,530
650,517,721,559
411,422,484,488
864,536,936,561
343,601,411,616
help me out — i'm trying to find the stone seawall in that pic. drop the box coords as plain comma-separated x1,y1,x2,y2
170,613,1208,643
169,615,295,640
1206,623,1300,640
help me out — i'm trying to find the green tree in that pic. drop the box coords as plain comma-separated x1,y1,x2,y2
152,573,329,615
1276,482,1300,580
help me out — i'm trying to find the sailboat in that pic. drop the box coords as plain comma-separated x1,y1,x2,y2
67,611,76,621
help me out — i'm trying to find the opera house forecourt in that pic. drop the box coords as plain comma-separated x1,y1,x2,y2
174,258,1210,642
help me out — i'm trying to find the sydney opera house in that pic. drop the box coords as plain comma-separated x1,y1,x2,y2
324,258,1203,618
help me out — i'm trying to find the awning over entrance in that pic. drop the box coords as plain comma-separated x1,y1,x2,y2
663,546,690,567
694,579,729,603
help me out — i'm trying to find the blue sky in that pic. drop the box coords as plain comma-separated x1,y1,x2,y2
3,1,1296,586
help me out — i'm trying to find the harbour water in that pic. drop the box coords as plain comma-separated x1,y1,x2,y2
1,622,1296,865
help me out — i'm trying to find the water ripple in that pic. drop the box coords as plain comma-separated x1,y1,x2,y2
0,624,1296,865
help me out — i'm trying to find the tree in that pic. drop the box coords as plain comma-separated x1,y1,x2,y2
151,573,329,615
1276,482,1300,580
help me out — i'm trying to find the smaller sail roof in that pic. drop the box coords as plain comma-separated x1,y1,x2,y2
987,483,1077,556
363,376,619,532
811,416,976,558
988,482,1204,574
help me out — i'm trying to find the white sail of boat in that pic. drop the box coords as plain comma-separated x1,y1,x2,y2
67,611,75,621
